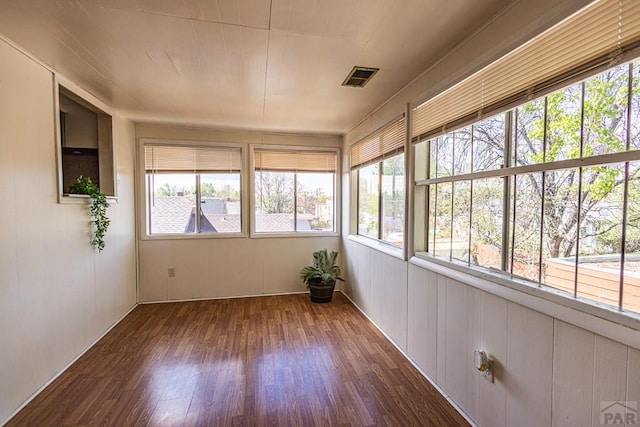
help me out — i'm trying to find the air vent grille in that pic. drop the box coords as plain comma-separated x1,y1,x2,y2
342,66,379,88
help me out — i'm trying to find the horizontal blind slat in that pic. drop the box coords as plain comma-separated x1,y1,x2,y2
145,145,242,173
254,150,337,172
412,0,640,139
351,117,405,168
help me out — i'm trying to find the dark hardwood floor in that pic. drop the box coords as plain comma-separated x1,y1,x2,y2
7,293,469,426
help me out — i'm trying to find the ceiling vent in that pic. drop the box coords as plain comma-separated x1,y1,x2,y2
342,66,379,88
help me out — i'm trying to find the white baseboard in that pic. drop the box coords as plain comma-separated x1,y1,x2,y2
138,290,309,304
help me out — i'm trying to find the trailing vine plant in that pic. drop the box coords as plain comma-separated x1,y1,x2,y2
69,176,110,251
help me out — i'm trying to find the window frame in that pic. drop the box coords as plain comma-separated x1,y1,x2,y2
250,144,340,238
55,74,116,204
354,153,406,247
138,138,247,240
349,116,409,256
414,60,640,324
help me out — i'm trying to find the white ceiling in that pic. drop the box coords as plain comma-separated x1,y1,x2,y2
0,0,514,134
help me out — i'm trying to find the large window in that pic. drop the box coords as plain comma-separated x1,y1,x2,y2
144,143,242,235
253,148,337,234
418,61,640,315
351,118,406,248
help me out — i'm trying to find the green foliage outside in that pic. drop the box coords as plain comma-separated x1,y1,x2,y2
430,61,640,273
255,172,293,213
156,182,240,199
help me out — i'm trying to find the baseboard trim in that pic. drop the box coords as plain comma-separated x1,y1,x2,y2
138,290,309,304
2,303,138,426
336,290,477,427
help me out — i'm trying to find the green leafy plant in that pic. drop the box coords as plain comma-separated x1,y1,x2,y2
300,249,344,287
69,176,110,251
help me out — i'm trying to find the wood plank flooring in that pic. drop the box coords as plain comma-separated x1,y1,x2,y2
7,293,469,426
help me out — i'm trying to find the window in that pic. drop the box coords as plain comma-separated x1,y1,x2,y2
413,0,640,318
57,82,115,199
144,143,242,235
418,62,640,315
351,118,406,247
253,148,338,234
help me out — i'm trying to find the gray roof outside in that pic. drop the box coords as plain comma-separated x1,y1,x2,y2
201,197,225,214
150,196,193,234
150,197,316,234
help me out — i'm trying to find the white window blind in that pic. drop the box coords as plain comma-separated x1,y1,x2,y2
412,0,640,140
145,144,242,173
350,117,405,169
254,150,337,172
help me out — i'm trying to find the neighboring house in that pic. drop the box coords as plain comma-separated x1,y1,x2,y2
151,196,250,233
200,197,226,215
254,213,313,232
149,196,193,234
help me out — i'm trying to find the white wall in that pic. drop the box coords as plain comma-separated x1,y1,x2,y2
342,247,640,427
342,0,640,426
0,38,137,424
136,124,342,302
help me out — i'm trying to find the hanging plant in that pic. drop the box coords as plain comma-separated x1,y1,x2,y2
69,176,111,251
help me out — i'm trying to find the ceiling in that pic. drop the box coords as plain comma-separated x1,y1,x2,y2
0,0,514,134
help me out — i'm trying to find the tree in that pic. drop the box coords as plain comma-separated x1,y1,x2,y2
358,164,380,235
382,154,405,221
255,172,293,213
156,181,194,197
434,62,640,275
297,183,321,215
201,182,217,197
516,64,635,259
157,182,176,196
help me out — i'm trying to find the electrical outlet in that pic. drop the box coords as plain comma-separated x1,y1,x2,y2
482,365,494,383
168,268,175,277
474,349,494,383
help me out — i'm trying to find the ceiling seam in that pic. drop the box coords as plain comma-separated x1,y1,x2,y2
262,1,273,126
139,10,269,31
273,0,294,102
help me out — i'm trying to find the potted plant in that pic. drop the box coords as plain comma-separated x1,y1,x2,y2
300,249,344,303
69,176,110,251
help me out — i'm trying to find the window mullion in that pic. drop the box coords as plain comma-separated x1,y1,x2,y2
501,111,513,271
378,161,383,240
510,110,518,275
573,82,587,297
195,174,201,233
538,97,549,286
619,62,634,308
293,173,298,232
449,134,455,260
425,140,431,254
147,174,154,235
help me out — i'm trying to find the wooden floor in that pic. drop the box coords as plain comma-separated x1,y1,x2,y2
8,293,469,426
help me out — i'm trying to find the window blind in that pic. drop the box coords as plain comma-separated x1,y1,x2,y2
412,0,640,141
254,150,337,172
350,117,405,169
144,144,242,173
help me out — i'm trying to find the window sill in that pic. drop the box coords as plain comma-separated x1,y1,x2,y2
347,234,405,260
142,232,247,241
411,253,640,349
249,231,340,239
59,194,118,204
